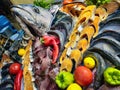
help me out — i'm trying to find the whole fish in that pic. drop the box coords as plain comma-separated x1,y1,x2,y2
11,4,54,37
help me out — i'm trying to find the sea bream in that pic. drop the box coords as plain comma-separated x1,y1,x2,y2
11,4,54,38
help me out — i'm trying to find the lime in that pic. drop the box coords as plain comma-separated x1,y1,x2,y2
67,83,82,90
84,57,95,69
18,48,26,56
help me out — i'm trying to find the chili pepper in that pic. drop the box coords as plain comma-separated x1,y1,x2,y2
14,69,23,90
41,35,60,64
52,39,59,64
104,67,120,85
41,35,60,46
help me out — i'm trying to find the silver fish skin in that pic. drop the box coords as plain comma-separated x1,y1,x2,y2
15,15,35,40
11,4,54,36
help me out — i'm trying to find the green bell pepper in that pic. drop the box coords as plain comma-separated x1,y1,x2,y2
55,71,74,89
104,67,120,85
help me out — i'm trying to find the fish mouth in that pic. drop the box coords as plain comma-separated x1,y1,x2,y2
10,4,53,37
15,15,37,37
10,5,38,38
10,5,35,20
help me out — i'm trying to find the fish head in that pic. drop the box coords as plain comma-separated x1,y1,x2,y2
11,4,53,36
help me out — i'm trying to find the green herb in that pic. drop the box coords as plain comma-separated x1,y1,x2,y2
34,0,54,9
86,0,111,6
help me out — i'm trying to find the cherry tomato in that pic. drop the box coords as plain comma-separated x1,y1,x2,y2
9,63,21,75
74,66,93,86
63,0,73,5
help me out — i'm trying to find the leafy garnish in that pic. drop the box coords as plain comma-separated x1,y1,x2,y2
86,0,111,6
34,0,54,9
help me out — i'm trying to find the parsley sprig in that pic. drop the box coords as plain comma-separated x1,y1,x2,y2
34,0,54,9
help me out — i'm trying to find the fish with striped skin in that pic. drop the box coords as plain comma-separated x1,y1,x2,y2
11,4,54,38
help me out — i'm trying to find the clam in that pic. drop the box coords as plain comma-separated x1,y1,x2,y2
95,7,108,21
22,33,31,40
69,49,82,64
60,2,86,19
80,25,95,43
91,16,101,37
59,49,67,63
60,58,73,72
78,5,96,24
76,38,88,53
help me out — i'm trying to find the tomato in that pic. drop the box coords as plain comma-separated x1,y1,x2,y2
63,0,73,5
9,63,21,75
74,66,93,86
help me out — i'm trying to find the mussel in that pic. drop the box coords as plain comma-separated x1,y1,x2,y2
48,10,74,51
100,18,120,32
102,8,120,22
90,37,120,54
1,69,9,78
9,51,22,63
92,30,120,42
88,47,120,67
0,79,14,89
83,51,107,89
83,8,120,89
1,63,12,71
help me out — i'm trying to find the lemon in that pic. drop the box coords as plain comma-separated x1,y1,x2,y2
67,83,82,90
84,57,95,69
18,48,26,56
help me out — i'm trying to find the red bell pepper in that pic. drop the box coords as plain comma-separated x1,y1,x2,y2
14,69,23,90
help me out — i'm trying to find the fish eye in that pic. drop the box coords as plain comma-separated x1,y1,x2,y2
33,7,40,14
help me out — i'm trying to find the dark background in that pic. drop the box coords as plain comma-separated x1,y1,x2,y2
0,0,20,29
0,0,12,15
